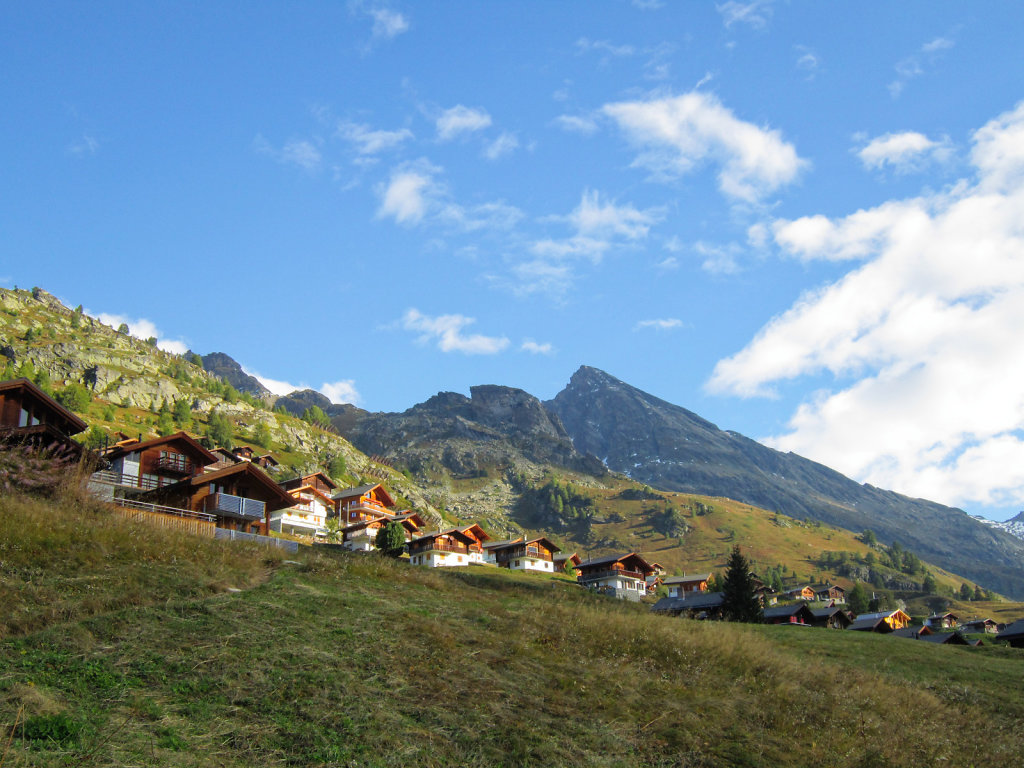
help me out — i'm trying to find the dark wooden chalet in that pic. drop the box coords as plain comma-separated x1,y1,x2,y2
811,584,846,603
99,432,219,491
847,616,894,633
576,553,655,601
924,611,959,629
663,573,711,598
996,618,1024,648
960,618,999,634
0,377,88,458
917,631,971,646
650,592,725,620
138,461,293,534
810,605,852,629
784,585,817,601
891,626,932,640
763,603,817,626
340,511,425,552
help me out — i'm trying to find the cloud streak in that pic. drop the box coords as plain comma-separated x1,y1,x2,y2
402,308,509,354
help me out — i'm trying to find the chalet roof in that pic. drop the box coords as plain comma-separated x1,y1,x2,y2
0,377,88,434
332,483,395,507
390,511,426,528
103,431,219,466
847,617,892,633
554,552,581,564
891,626,931,639
917,631,970,645
764,603,815,620
256,453,279,466
810,583,844,593
855,610,910,622
455,523,491,543
663,573,712,585
650,592,725,615
961,618,997,629
578,552,655,574
996,618,1024,641
279,472,337,492
211,447,244,463
483,537,525,550
811,606,848,619
410,528,477,546
926,611,959,621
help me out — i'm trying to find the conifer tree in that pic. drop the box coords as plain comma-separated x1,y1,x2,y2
721,545,762,623
375,520,407,558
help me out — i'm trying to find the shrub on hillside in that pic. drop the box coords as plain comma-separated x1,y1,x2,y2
0,443,78,497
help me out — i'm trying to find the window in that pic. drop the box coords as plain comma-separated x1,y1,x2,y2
18,407,29,427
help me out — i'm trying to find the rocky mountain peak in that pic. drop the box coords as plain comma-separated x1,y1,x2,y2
200,352,272,399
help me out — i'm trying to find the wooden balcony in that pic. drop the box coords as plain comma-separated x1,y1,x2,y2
153,456,194,475
495,547,553,562
409,540,476,556
578,568,645,582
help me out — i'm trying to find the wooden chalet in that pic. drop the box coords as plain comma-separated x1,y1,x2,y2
254,453,279,469
923,611,959,630
138,461,293,535
334,483,396,523
960,618,999,634
848,609,911,633
484,536,561,573
408,524,490,568
810,605,852,629
784,585,817,601
996,618,1024,648
340,511,425,553
811,584,846,603
232,445,256,461
209,447,244,467
576,553,655,601
270,472,339,538
763,603,817,626
663,573,711,598
96,432,219,494
650,592,725,620
0,377,88,458
553,552,582,575
917,631,971,646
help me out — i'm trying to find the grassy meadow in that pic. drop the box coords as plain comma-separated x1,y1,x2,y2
2,488,1024,767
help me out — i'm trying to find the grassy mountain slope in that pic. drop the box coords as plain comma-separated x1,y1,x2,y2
0,286,439,518
3,489,1024,767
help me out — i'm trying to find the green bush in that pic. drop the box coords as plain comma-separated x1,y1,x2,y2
56,382,91,412
22,712,84,745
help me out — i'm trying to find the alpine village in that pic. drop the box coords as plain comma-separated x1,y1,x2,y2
3,285,1024,767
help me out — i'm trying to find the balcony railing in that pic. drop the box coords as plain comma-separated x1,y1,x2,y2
89,470,163,491
341,500,389,516
409,541,476,556
578,568,645,581
109,496,217,522
494,548,553,562
153,456,194,475
205,493,266,520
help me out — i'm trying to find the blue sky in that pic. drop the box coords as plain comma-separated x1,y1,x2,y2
4,2,1024,520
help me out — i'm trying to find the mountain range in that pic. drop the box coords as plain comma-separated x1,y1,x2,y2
318,363,1024,599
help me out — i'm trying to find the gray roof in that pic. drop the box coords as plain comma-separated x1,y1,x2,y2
848,617,890,632
331,483,381,499
997,618,1024,640
663,573,712,585
764,603,813,619
651,592,725,614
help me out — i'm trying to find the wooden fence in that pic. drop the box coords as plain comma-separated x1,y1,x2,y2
112,505,216,538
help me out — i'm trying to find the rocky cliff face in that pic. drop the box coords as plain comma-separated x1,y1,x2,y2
200,352,272,399
331,385,606,478
546,365,1024,599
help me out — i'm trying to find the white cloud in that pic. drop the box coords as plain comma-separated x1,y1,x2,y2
246,369,361,405
634,318,684,331
337,121,413,156
531,190,660,264
254,135,322,172
521,340,554,355
889,36,955,98
708,101,1024,511
857,131,951,172
438,200,523,232
575,37,635,58
554,114,599,135
376,163,439,224
371,8,408,38
716,0,774,29
603,91,806,202
320,379,360,404
436,105,492,141
483,132,518,160
68,135,99,156
507,259,576,298
694,241,742,274
655,256,679,270
402,308,509,354
94,313,188,355
795,46,819,77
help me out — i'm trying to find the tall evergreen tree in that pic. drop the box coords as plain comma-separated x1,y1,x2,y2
721,545,762,623
847,582,870,614
375,520,407,558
